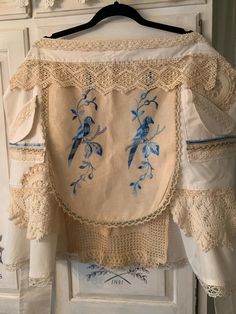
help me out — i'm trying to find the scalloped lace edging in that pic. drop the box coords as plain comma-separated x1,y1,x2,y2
171,188,236,252
198,277,236,298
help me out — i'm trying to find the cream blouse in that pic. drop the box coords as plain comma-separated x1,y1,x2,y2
2,31,236,297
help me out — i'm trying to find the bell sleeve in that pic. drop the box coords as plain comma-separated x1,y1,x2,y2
171,52,236,299
2,82,58,287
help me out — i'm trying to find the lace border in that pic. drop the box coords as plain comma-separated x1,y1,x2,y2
198,278,236,298
9,146,46,162
33,31,205,51
9,54,218,96
171,188,236,252
186,140,236,162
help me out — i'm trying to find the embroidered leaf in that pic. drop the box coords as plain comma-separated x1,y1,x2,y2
84,143,93,158
90,142,103,156
142,144,151,158
150,143,160,156
139,174,146,182
131,109,144,120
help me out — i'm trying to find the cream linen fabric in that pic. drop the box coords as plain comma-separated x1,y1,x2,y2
2,32,236,311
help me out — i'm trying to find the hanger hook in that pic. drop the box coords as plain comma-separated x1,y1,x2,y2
114,1,120,4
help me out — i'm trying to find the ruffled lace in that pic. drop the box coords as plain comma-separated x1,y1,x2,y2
171,188,236,252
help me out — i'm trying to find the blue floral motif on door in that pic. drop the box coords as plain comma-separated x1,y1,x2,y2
86,264,149,285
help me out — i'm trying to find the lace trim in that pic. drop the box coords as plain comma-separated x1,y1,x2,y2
9,54,218,95
29,275,53,287
187,140,236,161
171,188,236,252
9,146,46,162
8,164,59,240
3,260,28,271
192,56,236,112
34,31,205,51
198,278,236,298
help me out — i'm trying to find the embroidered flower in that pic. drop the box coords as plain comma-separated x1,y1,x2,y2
127,88,165,194
68,87,106,194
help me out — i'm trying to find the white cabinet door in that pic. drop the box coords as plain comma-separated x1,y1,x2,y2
0,29,29,314
53,260,196,314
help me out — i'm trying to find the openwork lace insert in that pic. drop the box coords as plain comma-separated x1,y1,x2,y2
9,54,218,96
171,188,236,252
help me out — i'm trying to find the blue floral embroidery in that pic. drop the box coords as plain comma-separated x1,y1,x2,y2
68,87,106,194
127,88,165,194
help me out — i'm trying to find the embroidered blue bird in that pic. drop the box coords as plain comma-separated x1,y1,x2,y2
68,116,95,166
128,116,154,168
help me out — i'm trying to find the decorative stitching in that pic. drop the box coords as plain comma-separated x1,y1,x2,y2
126,88,165,193
68,87,107,194
9,146,46,162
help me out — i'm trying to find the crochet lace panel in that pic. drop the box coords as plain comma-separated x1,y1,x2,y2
171,188,236,252
33,31,205,51
8,164,59,240
9,53,236,113
9,54,218,96
60,209,170,268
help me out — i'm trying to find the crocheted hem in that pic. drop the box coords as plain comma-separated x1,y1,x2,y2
34,31,204,51
171,188,236,252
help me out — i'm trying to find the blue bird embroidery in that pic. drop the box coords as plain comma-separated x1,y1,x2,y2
128,116,154,168
68,116,95,166
68,87,107,194
127,88,165,194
